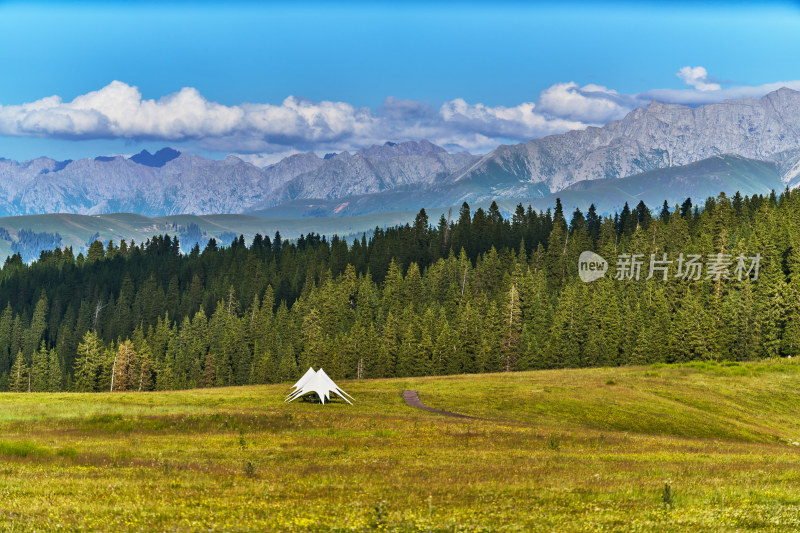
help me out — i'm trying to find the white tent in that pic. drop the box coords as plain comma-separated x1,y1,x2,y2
285,367,353,405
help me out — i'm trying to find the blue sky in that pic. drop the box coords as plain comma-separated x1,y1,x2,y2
1,1,800,163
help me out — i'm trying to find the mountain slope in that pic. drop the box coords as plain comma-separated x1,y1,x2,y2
251,154,783,219
0,152,271,216
497,154,784,216
0,208,457,262
0,140,472,217
447,87,800,200
254,140,477,208
0,154,784,263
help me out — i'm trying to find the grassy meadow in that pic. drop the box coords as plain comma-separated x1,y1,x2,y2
1,359,800,531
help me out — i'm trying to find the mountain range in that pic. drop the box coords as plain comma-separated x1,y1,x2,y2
255,154,786,219
1,88,800,262
0,140,475,217
3,89,800,221
446,87,800,199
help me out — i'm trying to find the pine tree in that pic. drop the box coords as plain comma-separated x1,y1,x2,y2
783,248,800,356
277,349,298,383
669,287,715,362
25,292,48,357
46,348,63,392
300,308,324,371
111,340,137,392
632,286,670,365
414,308,436,377
73,331,103,392
382,259,406,316
0,186,793,389
356,315,380,379
9,351,28,392
375,312,398,378
501,283,522,371
131,326,154,392
545,203,569,287
113,274,135,342
30,341,49,392
454,301,480,374
0,303,13,376
433,310,455,375
544,283,585,368
582,280,620,367
86,240,105,262
200,351,217,388
395,308,417,377
482,301,504,373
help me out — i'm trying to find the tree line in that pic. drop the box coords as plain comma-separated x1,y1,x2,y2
0,188,798,391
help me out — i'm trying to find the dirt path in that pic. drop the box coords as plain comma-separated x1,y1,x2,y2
401,390,479,419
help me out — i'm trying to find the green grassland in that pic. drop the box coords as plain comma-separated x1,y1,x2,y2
1,359,800,531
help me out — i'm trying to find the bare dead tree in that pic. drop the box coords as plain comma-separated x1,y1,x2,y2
92,300,107,333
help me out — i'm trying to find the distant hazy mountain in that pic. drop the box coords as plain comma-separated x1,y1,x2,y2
0,208,459,263
446,88,800,201
0,140,475,217
251,154,784,219
502,154,785,217
0,151,269,216
0,154,788,263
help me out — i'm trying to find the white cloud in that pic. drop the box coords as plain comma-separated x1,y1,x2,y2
2,68,800,157
537,82,631,123
0,82,245,139
235,150,305,167
676,66,721,91
438,98,586,140
0,80,591,154
641,80,800,105
0,82,380,145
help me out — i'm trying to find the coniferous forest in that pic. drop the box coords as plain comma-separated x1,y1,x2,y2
0,188,798,392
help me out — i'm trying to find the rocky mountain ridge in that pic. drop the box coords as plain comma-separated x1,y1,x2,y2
2,88,800,217
446,88,800,202
0,140,474,217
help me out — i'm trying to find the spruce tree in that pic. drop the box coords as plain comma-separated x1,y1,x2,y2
501,283,522,371
30,341,49,392
73,331,103,392
111,340,137,392
0,304,13,375
9,351,28,392
783,249,800,356
200,351,217,388
46,348,63,392
375,312,398,378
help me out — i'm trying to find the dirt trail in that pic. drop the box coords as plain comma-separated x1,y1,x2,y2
401,390,479,419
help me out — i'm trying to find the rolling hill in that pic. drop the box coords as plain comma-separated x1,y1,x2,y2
0,209,455,262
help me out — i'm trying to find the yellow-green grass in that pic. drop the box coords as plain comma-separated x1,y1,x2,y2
1,359,800,531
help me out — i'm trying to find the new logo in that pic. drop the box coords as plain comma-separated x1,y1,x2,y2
577,250,761,282
578,251,608,282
